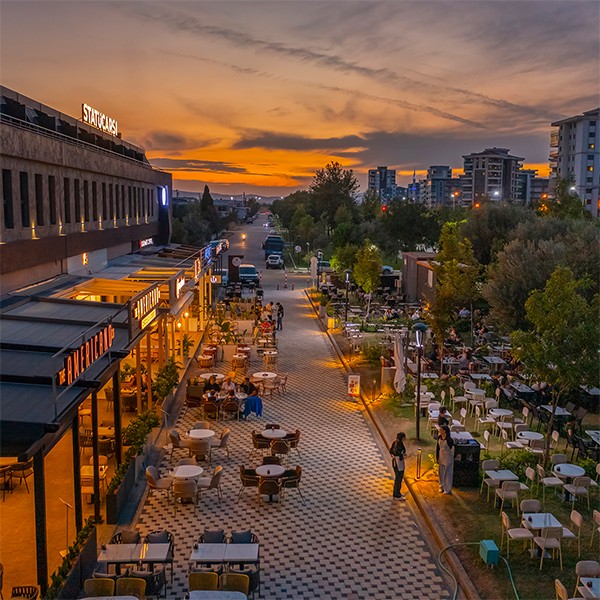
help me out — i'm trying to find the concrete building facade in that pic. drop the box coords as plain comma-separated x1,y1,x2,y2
461,147,524,205
550,107,599,217
0,86,172,294
367,166,397,202
422,165,452,207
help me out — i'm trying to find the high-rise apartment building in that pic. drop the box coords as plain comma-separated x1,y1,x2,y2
516,169,549,206
549,107,599,217
421,165,452,207
368,166,396,201
461,147,524,205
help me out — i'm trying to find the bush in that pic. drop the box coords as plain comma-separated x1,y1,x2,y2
497,449,539,479
360,343,382,364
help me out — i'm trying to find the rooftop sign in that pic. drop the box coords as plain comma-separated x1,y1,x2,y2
82,102,118,136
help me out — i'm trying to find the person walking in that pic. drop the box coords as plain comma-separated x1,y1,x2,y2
436,425,455,494
389,432,407,500
276,302,284,331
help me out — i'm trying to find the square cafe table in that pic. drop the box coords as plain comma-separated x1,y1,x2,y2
586,430,600,446
580,578,600,599
540,405,571,417
485,469,519,482
522,512,562,530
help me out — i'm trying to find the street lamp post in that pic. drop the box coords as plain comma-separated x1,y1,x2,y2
344,269,351,322
412,321,427,441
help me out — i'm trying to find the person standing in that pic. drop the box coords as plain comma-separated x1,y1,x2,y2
276,302,284,331
389,432,407,500
436,425,455,494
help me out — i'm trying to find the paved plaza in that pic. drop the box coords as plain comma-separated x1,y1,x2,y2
133,269,451,598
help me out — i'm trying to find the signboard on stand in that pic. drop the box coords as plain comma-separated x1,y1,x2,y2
310,256,318,280
347,374,361,398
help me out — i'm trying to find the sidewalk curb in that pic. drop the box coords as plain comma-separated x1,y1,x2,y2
304,290,480,600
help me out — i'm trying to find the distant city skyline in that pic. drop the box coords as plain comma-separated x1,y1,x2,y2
1,0,598,196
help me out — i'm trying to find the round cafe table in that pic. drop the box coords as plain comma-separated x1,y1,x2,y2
516,431,544,442
262,350,278,357
553,463,585,501
489,408,513,418
188,429,215,440
253,371,277,380
199,372,225,381
172,465,204,479
261,428,287,439
256,464,285,477
232,353,248,360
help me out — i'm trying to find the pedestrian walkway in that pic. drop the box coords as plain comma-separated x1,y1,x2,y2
134,283,450,599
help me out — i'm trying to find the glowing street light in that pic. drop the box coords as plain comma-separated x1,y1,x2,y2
412,321,428,441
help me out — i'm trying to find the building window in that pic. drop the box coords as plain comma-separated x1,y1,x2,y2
35,174,45,226
48,175,57,225
92,181,98,221
63,178,71,224
74,179,81,222
83,180,90,221
590,144,595,149
121,185,125,219
115,184,120,219
150,189,154,216
2,169,14,229
102,182,107,220
588,155,595,160
19,171,30,227
109,183,114,220
128,186,132,219
588,166,594,171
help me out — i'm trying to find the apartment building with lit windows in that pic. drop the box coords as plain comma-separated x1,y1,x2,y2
550,107,599,217
0,86,172,294
461,147,525,206
367,166,397,202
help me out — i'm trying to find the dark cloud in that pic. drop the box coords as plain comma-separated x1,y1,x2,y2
232,132,367,151
136,130,219,151
149,158,249,174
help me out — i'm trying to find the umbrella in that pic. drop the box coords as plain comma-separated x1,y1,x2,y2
393,333,406,393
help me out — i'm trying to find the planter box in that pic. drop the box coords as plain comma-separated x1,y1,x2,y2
221,343,237,363
56,526,97,599
106,460,136,524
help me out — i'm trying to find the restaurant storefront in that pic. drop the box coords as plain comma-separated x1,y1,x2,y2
0,243,224,592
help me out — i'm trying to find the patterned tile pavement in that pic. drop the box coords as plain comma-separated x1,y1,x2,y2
134,282,451,599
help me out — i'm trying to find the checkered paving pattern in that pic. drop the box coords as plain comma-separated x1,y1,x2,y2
135,283,449,599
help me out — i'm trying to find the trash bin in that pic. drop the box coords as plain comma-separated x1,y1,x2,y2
453,439,480,487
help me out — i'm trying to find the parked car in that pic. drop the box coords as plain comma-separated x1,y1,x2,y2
266,254,284,269
238,264,260,286
381,265,394,274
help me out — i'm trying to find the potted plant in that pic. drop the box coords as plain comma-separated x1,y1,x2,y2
181,333,195,359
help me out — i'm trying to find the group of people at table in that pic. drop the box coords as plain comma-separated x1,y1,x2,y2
192,373,264,419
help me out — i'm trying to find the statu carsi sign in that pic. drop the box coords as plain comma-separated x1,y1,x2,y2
82,102,118,136
56,323,115,386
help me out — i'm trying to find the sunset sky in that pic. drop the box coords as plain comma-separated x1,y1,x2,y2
1,0,598,196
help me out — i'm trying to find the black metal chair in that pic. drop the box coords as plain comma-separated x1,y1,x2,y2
145,530,175,583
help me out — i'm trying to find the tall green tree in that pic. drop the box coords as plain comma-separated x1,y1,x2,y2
331,243,360,275
541,175,589,219
511,267,600,463
428,222,480,367
483,219,600,332
353,240,382,317
360,189,381,222
309,161,359,228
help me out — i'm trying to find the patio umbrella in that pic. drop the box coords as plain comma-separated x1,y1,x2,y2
393,333,406,393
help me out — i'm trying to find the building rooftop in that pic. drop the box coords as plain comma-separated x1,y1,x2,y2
551,107,599,127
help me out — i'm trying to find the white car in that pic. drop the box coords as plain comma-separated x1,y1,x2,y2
266,254,284,269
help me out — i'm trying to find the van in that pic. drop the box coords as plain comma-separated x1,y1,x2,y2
238,264,260,287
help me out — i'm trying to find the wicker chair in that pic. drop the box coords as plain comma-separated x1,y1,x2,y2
237,465,259,502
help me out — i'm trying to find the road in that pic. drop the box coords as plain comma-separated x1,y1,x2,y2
134,212,450,598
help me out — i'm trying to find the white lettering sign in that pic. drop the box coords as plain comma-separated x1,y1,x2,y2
82,103,118,136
